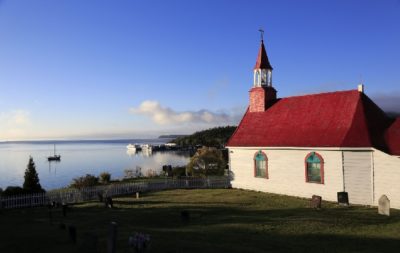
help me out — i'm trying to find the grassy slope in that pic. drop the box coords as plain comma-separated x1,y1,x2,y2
1,189,400,253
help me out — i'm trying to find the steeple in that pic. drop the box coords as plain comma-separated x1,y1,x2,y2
249,30,277,112
253,29,273,87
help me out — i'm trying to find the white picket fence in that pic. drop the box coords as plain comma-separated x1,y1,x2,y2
0,177,230,209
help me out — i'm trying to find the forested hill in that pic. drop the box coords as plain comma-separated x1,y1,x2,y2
172,126,237,148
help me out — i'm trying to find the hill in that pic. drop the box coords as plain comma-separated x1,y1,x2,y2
172,126,237,148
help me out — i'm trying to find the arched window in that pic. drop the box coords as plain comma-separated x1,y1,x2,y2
305,152,324,184
254,151,268,178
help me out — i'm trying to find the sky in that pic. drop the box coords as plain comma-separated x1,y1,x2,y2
0,0,399,140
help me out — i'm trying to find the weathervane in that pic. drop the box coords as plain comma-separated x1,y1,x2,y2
258,28,264,41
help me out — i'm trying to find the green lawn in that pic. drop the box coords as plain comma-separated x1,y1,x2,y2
1,189,400,253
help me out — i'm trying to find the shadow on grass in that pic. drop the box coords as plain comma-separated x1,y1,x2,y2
2,189,400,253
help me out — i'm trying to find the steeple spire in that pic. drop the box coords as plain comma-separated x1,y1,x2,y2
249,31,277,112
254,39,273,70
253,30,273,87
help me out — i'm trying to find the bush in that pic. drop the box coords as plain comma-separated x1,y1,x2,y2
186,147,226,176
99,172,111,184
2,186,25,196
171,166,186,177
70,174,99,189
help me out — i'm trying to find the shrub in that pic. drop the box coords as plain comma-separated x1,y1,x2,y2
70,174,99,189
172,166,186,177
99,172,111,184
186,147,226,176
2,186,25,196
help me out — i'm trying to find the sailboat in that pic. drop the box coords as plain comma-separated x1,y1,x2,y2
48,144,61,161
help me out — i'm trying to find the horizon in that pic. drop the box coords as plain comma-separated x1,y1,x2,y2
1,0,399,141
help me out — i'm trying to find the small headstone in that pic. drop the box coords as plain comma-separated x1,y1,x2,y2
378,195,390,216
337,192,349,206
136,192,140,199
107,222,118,253
310,195,322,209
105,197,113,208
68,225,77,243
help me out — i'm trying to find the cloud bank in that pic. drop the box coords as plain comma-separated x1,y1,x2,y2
130,100,242,126
371,93,400,113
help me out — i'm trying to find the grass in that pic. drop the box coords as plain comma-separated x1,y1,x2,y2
1,189,400,252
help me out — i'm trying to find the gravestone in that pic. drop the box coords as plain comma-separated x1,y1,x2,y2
310,195,322,209
337,192,349,206
107,222,118,253
378,195,390,216
105,197,113,208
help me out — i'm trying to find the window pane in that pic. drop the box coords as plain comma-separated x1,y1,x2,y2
256,159,266,178
307,162,321,182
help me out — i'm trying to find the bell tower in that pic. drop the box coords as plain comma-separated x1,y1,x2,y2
249,30,277,112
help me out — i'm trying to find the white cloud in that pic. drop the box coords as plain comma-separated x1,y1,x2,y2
130,100,242,126
0,110,31,126
0,110,31,140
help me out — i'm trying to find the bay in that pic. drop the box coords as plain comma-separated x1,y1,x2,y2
0,139,190,190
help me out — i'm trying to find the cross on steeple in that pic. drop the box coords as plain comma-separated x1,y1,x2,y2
258,29,264,41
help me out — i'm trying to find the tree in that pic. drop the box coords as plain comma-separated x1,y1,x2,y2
23,156,44,193
99,172,111,184
186,147,226,176
70,174,99,189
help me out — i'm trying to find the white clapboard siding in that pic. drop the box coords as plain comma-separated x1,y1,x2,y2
343,151,372,205
373,149,400,209
229,148,344,202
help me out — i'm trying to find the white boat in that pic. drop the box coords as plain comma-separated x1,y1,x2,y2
126,144,137,150
140,144,152,152
141,144,153,156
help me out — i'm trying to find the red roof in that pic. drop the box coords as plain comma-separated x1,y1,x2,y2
385,118,400,155
227,90,400,156
254,40,273,70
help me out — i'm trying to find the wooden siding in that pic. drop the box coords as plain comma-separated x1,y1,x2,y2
343,151,372,205
229,148,344,202
373,149,400,209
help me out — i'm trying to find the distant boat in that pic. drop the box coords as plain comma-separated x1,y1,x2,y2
141,144,152,152
126,144,137,150
48,144,61,161
141,144,153,156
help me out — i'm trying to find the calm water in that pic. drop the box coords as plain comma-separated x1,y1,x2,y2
0,140,190,190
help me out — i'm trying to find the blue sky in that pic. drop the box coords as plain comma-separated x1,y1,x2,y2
0,0,399,140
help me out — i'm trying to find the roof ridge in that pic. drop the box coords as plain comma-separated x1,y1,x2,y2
281,89,358,100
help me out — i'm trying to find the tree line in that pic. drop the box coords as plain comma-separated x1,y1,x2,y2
172,126,237,148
